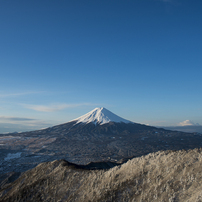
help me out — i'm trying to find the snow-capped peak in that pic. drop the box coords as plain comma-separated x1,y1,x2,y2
72,107,132,125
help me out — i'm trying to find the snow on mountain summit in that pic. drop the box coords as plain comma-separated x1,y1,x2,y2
73,107,132,125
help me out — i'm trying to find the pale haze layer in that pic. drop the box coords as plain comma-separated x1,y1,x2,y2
0,0,202,133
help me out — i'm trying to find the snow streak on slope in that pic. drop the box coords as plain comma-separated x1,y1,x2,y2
73,107,132,125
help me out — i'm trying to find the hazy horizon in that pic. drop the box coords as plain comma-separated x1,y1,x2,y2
0,107,202,134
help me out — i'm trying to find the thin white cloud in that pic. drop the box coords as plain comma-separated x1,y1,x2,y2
24,103,97,112
0,91,45,98
178,120,200,126
0,116,52,127
0,116,35,122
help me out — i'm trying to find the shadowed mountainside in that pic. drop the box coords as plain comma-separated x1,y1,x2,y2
1,148,202,201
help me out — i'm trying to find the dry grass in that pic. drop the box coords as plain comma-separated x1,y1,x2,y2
1,148,202,201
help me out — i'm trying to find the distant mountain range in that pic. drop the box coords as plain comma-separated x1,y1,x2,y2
1,108,201,135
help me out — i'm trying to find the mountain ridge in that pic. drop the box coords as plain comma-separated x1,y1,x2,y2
2,149,202,202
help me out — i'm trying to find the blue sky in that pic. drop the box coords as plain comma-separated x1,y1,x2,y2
0,0,202,132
